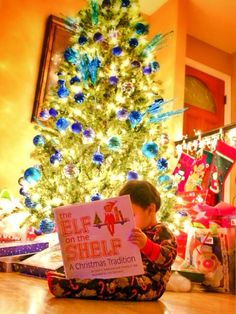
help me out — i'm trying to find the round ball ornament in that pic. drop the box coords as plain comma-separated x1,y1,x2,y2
112,46,122,56
142,66,152,75
109,76,119,85
92,152,104,166
156,157,168,171
57,84,69,98
122,82,134,94
71,122,82,134
157,174,173,191
135,23,148,35
82,128,95,141
127,171,138,180
116,108,128,121
24,197,37,209
24,167,41,184
49,108,58,117
131,60,141,68
63,164,79,178
33,135,45,147
55,118,69,132
70,76,80,85
150,61,160,72
39,110,50,121
121,0,130,7
39,218,54,234
128,110,142,127
19,187,28,197
74,92,85,104
91,193,101,201
128,38,138,48
107,136,121,151
78,35,87,45
93,32,103,42
141,142,158,159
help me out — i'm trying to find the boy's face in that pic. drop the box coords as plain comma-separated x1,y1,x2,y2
131,203,153,229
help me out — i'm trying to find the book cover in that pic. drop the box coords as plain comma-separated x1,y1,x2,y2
54,195,144,279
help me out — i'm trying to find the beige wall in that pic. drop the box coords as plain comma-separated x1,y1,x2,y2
0,0,86,195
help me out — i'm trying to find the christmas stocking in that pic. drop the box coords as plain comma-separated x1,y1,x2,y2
201,150,214,190
185,152,208,191
172,153,195,193
206,140,236,206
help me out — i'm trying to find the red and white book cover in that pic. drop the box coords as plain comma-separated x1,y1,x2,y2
54,195,144,279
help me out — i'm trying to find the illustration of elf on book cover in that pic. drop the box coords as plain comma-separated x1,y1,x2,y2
54,195,144,279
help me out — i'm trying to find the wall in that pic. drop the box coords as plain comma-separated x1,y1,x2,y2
149,0,187,142
0,0,86,195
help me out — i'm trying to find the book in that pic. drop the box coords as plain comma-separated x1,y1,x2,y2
17,243,64,278
54,195,144,279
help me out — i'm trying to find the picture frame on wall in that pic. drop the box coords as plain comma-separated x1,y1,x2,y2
31,15,73,122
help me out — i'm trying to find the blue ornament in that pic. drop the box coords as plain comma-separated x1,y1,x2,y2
34,229,42,236
58,79,64,85
135,23,148,35
24,197,37,209
157,174,173,191
74,92,85,104
116,108,128,120
50,151,62,165
88,57,100,85
71,122,82,134
157,158,168,171
112,46,122,56
57,84,69,98
33,135,45,146
78,35,87,45
107,136,121,151
93,32,103,42
142,66,152,75
55,118,69,132
64,47,77,64
19,187,28,197
83,128,95,140
129,38,138,48
109,76,119,85
24,167,41,184
150,61,160,72
141,142,158,159
128,110,142,127
92,152,104,166
177,210,188,217
121,0,130,7
39,109,50,121
49,108,58,117
127,171,138,180
39,218,54,234
70,76,80,84
131,60,141,68
91,193,101,201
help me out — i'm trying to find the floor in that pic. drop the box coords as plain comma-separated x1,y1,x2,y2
0,273,235,314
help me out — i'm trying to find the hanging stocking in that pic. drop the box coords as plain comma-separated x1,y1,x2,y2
172,152,195,193
185,152,208,191
201,150,214,190
206,140,236,206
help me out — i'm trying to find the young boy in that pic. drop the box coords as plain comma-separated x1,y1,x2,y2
47,180,177,301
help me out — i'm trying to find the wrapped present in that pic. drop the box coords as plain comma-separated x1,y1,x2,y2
17,243,64,278
0,241,49,257
185,226,235,293
0,253,33,272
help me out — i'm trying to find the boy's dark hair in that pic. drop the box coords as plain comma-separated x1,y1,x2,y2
119,180,161,212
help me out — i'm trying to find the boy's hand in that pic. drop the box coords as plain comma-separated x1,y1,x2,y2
128,228,147,249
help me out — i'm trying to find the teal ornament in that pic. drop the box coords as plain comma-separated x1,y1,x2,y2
39,218,54,234
140,32,173,57
64,47,77,64
55,118,70,132
90,0,99,25
150,61,160,72
135,23,148,35
141,142,158,159
88,57,100,85
157,174,173,191
33,135,45,146
24,167,41,184
107,136,121,151
149,108,187,123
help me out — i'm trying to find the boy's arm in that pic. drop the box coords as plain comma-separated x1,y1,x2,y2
141,228,177,267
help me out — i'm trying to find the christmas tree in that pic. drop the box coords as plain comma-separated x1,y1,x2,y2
18,0,184,233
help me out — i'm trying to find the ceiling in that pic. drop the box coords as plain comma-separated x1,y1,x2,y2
139,0,236,54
